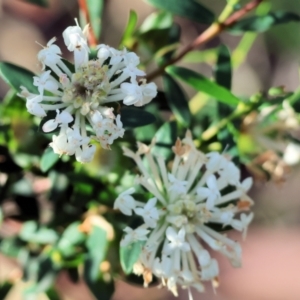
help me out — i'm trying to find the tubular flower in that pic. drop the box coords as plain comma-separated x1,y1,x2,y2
115,131,254,298
19,21,157,163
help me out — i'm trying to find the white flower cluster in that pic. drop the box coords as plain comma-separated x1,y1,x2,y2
115,131,254,298
243,100,300,181
19,21,157,163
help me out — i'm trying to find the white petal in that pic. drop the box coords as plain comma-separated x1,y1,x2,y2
144,197,157,210
43,119,58,132
206,174,218,190
196,187,211,200
57,111,73,124
241,177,253,192
166,226,177,243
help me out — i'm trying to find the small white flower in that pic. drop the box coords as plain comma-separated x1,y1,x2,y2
200,259,219,281
62,22,89,52
206,152,227,172
33,70,59,95
197,249,211,267
37,37,62,70
135,198,159,228
114,188,136,216
197,175,220,210
42,110,73,132
168,173,187,194
165,227,190,253
219,161,240,186
66,127,89,147
283,143,300,165
121,226,150,247
75,145,96,163
97,44,111,64
25,95,46,117
121,82,157,107
50,132,75,156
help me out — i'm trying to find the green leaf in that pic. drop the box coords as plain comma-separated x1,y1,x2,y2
0,62,37,93
19,221,37,239
86,0,104,41
85,279,114,300
120,107,156,128
0,282,13,299
183,49,217,64
134,104,159,142
25,0,48,7
45,287,62,300
229,11,300,34
84,226,107,281
62,222,85,245
0,238,21,258
34,228,59,244
166,66,240,106
40,147,59,173
152,121,177,159
120,241,145,274
163,74,191,127
215,45,234,118
20,221,58,244
57,222,86,256
120,10,138,46
139,11,173,33
215,45,232,90
145,0,215,24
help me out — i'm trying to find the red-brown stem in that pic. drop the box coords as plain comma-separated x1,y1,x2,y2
78,0,98,47
146,0,264,81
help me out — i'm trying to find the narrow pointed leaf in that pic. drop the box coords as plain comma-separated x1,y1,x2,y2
152,121,177,159
229,11,300,34
215,45,234,118
120,241,145,274
163,74,191,127
145,0,214,24
166,66,240,106
120,107,156,128
40,147,59,173
0,282,13,300
120,10,138,46
84,226,107,281
0,62,37,93
139,11,173,33
215,45,232,90
86,0,104,40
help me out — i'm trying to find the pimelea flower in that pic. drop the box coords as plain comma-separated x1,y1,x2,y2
241,100,300,181
19,20,157,163
115,131,254,299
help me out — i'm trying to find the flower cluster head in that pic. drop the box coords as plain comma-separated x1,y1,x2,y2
19,20,157,163
115,131,254,298
242,100,300,181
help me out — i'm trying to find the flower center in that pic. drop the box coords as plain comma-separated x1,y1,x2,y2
61,61,110,115
167,196,200,232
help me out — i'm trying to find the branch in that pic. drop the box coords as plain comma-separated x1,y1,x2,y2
78,0,98,47
146,0,264,82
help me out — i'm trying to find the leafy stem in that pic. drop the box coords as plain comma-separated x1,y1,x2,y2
145,0,264,81
200,102,254,142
